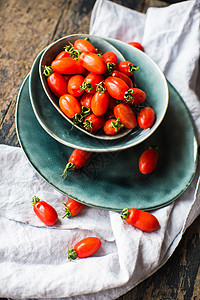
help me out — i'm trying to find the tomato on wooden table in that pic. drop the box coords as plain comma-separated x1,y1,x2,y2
43,66,68,98
123,88,146,105
139,147,158,174
32,196,58,226
84,114,105,132
103,118,124,135
117,61,139,77
59,94,81,119
68,237,101,260
81,73,104,93
104,76,129,100
111,70,134,88
62,198,84,218
114,103,137,129
74,39,98,53
79,52,107,74
121,208,159,232
137,106,155,129
67,75,85,97
128,42,144,52
51,57,85,75
61,149,92,178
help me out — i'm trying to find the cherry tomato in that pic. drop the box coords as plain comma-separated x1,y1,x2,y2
123,88,146,105
74,39,98,53
43,67,68,97
80,93,93,109
139,147,158,174
117,61,139,77
79,52,107,74
84,114,105,132
54,51,70,60
91,91,110,116
103,118,124,135
111,70,134,88
51,57,85,75
137,106,155,129
128,42,144,52
114,103,137,129
32,196,58,226
59,94,81,119
102,51,118,65
62,198,84,218
67,75,85,97
61,149,92,178
104,76,129,100
121,208,159,232
81,73,104,93
68,237,101,260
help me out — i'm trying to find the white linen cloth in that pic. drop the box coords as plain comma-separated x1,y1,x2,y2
0,0,200,299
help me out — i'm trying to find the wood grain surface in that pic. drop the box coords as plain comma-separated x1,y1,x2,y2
1,0,199,299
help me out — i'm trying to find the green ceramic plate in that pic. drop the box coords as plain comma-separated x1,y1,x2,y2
16,74,197,211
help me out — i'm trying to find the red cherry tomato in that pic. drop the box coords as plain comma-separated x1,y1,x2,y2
67,75,85,97
117,61,139,77
111,70,134,88
121,208,159,232
68,237,101,260
51,57,85,75
74,39,98,54
104,76,129,100
32,196,58,226
102,51,118,65
139,147,158,174
79,52,107,75
91,91,110,116
128,42,144,52
80,93,93,109
61,149,92,178
54,51,71,60
137,107,155,129
123,88,146,105
81,73,104,93
103,118,123,135
59,94,81,119
84,114,105,132
63,198,84,218
44,70,68,97
114,103,137,129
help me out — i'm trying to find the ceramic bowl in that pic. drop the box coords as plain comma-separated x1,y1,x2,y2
39,34,133,140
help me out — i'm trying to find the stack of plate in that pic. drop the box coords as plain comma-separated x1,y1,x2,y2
15,35,197,211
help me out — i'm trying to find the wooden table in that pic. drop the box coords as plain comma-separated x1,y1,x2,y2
1,0,199,299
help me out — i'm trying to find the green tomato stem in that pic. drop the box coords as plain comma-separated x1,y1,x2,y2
68,249,78,260
61,163,76,179
120,208,129,220
42,66,54,77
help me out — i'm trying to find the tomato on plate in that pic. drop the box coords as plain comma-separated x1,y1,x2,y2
74,39,98,54
103,118,124,135
128,42,144,52
67,74,85,97
79,52,107,74
111,70,134,88
139,147,158,174
43,66,68,97
54,50,71,60
61,149,92,178
81,73,104,93
59,94,81,119
84,113,105,132
80,93,93,109
62,198,85,218
51,57,85,75
68,237,101,260
137,106,155,129
91,91,110,116
102,51,118,65
32,196,58,226
104,76,129,100
123,88,146,105
121,208,159,232
117,61,139,76
114,103,137,129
